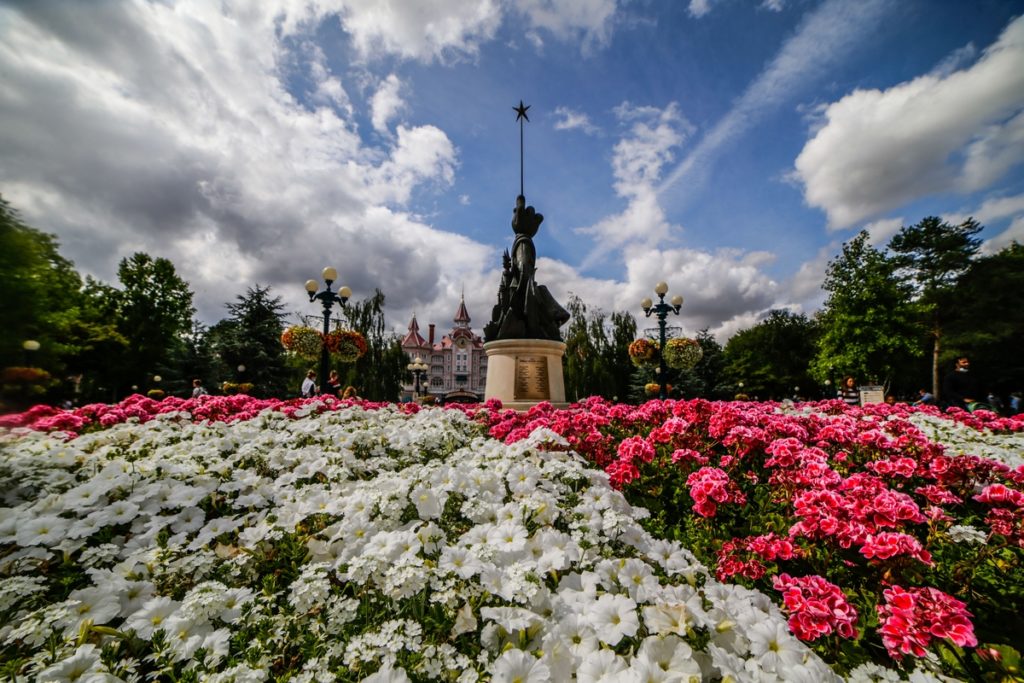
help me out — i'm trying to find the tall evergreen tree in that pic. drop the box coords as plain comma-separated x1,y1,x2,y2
889,216,982,398
811,231,921,392
207,285,290,397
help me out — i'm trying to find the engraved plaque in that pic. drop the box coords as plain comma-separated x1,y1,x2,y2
514,356,550,401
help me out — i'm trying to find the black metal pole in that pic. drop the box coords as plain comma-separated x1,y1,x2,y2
657,299,668,400
319,295,331,395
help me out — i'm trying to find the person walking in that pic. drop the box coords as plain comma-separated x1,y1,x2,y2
301,370,317,398
838,376,860,406
191,379,208,398
942,356,980,410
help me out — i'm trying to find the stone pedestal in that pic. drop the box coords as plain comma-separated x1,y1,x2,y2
484,339,567,410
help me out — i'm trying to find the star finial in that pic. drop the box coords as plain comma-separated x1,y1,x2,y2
514,100,530,122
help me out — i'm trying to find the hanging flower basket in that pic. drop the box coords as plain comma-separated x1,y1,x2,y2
281,326,322,361
628,338,659,368
663,337,703,370
644,382,672,397
325,330,367,364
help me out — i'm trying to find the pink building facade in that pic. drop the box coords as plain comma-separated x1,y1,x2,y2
401,296,487,402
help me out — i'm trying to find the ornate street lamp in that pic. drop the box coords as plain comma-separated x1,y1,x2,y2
305,267,351,395
641,281,684,400
22,339,40,366
407,355,428,399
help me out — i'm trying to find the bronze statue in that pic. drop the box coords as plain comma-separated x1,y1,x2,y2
484,194,569,342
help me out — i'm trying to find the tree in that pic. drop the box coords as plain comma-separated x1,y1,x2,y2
691,328,728,399
114,253,195,394
811,231,922,392
337,290,406,401
945,242,1024,397
889,216,982,398
207,285,290,397
0,196,83,370
723,310,818,399
563,295,610,401
603,311,637,402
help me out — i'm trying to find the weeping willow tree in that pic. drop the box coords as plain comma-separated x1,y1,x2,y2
337,289,407,401
562,295,636,403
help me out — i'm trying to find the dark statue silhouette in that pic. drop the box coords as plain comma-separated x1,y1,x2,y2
484,195,570,342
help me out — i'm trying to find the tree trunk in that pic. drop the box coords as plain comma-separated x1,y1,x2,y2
932,326,941,400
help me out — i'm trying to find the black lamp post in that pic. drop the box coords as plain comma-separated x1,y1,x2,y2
641,281,684,400
22,339,40,367
305,267,351,395
407,355,428,400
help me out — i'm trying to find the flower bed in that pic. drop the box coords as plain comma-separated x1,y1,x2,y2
2,404,847,681
484,398,1024,680
2,396,1022,681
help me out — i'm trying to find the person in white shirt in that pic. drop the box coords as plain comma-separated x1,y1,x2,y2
301,370,317,398
191,379,208,398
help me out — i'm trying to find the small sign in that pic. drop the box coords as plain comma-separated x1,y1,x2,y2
859,385,885,405
514,356,550,401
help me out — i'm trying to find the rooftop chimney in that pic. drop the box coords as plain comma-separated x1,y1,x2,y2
428,324,435,346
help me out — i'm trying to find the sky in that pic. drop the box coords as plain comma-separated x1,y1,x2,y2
2,0,1023,342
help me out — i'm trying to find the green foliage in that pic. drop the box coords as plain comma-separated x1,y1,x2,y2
889,216,982,397
113,252,195,394
337,290,406,401
0,196,83,370
945,242,1024,395
563,295,636,402
811,231,922,391
206,285,290,398
723,310,818,399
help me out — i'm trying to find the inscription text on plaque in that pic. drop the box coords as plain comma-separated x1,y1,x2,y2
514,356,550,401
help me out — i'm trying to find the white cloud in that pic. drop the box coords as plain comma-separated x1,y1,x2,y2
0,2,464,328
981,216,1024,255
553,106,600,135
687,0,715,18
864,217,905,247
794,15,1024,229
335,0,504,62
946,193,1024,225
576,102,692,267
660,0,892,202
370,74,406,133
690,0,786,18
334,0,621,62
513,0,618,51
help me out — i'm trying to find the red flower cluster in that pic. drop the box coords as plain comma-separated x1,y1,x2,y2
686,466,747,517
717,532,803,581
877,586,977,658
772,573,859,641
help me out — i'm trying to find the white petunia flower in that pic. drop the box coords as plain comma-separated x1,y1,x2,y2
409,484,443,520
491,648,551,683
62,586,123,634
124,596,180,640
170,506,206,534
487,521,528,555
360,663,411,683
36,644,107,683
746,621,806,674
16,514,69,547
588,593,640,646
575,648,628,683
